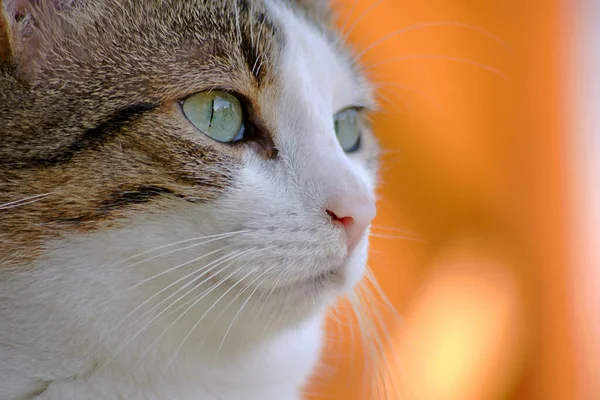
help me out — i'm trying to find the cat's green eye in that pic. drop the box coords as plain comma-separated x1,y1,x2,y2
182,91,245,143
334,108,361,153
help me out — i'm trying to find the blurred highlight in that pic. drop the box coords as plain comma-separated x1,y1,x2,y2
307,0,596,399
571,0,600,398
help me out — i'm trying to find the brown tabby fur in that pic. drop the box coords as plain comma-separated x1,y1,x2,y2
0,0,334,265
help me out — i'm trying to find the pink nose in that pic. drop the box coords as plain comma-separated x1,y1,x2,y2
326,197,376,252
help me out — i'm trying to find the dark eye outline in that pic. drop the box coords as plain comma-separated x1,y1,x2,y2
180,91,247,144
334,107,362,153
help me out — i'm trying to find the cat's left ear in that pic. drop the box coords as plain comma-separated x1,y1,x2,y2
0,0,71,74
0,0,16,64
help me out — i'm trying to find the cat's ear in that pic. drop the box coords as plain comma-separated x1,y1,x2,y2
0,0,16,64
0,0,72,73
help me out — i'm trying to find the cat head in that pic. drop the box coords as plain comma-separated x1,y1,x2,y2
0,0,378,337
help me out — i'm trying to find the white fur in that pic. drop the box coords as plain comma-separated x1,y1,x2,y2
0,3,377,399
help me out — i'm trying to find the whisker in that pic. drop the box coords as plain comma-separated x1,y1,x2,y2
372,80,443,112
371,224,419,236
213,264,279,360
156,256,254,325
337,0,360,37
110,230,248,271
355,21,508,60
327,306,348,327
233,0,242,44
370,232,427,243
162,256,274,331
91,248,254,379
327,306,345,371
142,247,272,369
355,284,395,400
249,0,255,49
253,274,284,341
341,298,357,386
353,268,406,399
347,289,382,399
374,89,412,117
253,54,269,79
0,193,53,210
364,54,509,81
247,277,269,318
364,267,402,320
340,0,385,45
115,245,240,330
358,280,414,400
255,12,267,51
165,257,270,368
115,243,238,298
355,284,400,400
135,253,254,366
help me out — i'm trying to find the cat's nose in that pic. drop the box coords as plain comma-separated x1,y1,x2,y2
326,196,376,252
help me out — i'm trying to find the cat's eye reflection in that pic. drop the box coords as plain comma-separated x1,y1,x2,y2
334,108,361,153
182,91,245,143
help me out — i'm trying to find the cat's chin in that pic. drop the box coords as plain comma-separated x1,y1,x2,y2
300,249,367,293
315,236,369,288
264,237,369,314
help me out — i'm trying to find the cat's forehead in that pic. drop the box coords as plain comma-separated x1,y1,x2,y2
71,0,284,95
105,0,359,96
34,0,363,109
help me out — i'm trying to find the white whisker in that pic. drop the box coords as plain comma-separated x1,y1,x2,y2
212,264,279,360
371,224,419,236
115,245,239,329
356,21,508,60
357,280,411,400
233,0,242,44
340,0,385,45
341,299,357,386
370,232,427,243
356,286,395,399
372,80,443,113
116,242,237,298
374,89,412,117
364,267,401,320
91,248,255,379
165,258,267,368
327,306,345,369
347,290,379,399
255,274,284,341
110,230,248,271
337,0,360,37
364,54,509,81
0,193,53,210
249,0,255,48
132,249,258,333
134,253,254,366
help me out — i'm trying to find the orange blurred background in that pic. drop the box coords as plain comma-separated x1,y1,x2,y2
306,0,597,399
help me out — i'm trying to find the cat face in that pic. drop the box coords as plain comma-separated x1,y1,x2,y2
0,0,378,339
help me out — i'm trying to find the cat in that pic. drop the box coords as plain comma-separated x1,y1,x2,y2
0,0,379,399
